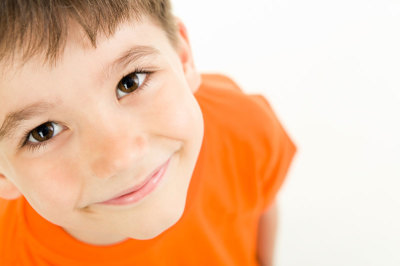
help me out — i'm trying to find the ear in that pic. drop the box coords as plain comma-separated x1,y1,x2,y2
174,18,202,93
0,173,21,200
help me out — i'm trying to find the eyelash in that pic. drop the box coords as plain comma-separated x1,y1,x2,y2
20,68,154,152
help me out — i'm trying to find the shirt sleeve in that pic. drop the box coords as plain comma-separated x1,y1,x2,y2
250,95,297,212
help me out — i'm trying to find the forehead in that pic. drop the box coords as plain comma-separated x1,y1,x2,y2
1,17,168,82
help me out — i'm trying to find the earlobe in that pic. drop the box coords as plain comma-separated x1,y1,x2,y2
175,18,202,93
0,173,21,200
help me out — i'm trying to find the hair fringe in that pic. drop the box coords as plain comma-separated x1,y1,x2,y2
0,0,177,66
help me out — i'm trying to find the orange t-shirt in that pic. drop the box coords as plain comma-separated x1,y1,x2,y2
0,74,297,265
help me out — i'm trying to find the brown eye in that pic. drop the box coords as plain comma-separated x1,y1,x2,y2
28,122,62,143
116,72,147,99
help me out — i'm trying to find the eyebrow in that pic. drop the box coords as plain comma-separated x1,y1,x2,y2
101,45,161,82
0,102,55,142
0,45,160,143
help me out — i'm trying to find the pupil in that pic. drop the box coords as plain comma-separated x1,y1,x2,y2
38,125,49,138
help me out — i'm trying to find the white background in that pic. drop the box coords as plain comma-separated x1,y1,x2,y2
171,0,400,265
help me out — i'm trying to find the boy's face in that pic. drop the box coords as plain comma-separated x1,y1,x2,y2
0,17,204,245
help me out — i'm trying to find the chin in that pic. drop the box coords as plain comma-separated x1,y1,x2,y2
129,202,186,240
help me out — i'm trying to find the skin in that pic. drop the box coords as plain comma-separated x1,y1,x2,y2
0,16,204,245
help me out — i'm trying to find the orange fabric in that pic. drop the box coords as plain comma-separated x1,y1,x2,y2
0,74,296,265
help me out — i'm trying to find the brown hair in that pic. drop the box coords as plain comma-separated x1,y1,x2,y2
0,0,177,65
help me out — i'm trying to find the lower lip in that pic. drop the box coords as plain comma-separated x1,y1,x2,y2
100,158,171,206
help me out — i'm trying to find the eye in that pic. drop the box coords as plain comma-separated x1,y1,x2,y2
27,122,63,144
116,72,147,99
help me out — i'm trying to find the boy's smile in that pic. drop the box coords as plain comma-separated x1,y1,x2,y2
95,156,172,206
0,16,204,245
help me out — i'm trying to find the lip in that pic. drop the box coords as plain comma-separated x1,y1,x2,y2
99,157,171,205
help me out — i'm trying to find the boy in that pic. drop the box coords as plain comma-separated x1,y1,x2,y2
0,0,296,265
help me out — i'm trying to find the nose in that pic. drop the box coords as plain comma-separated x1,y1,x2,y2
84,125,146,179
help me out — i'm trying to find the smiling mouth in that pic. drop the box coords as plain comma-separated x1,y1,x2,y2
99,157,171,206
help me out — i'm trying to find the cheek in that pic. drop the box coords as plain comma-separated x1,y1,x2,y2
147,83,203,140
11,157,81,213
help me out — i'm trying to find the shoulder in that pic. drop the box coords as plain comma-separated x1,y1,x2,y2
195,74,297,211
195,73,282,149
